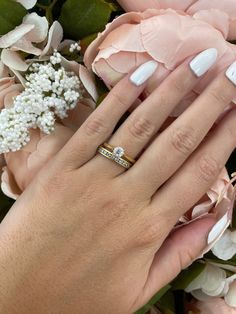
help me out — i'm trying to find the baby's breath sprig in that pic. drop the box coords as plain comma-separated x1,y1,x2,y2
0,51,83,154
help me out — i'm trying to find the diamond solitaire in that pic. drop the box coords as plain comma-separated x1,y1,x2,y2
113,147,125,158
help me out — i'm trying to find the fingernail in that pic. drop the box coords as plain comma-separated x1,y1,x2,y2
226,61,236,85
190,48,218,77
207,213,229,244
130,61,158,86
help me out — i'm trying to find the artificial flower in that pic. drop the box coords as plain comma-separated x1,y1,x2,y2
0,77,23,109
192,297,236,314
212,229,236,261
0,13,48,56
117,0,236,40
185,263,236,307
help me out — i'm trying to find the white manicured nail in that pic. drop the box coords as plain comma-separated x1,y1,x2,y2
226,61,236,85
130,61,158,86
207,213,229,244
190,48,218,77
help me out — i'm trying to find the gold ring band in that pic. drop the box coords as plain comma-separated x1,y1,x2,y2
97,143,136,170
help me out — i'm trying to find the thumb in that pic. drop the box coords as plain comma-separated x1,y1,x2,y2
140,216,217,306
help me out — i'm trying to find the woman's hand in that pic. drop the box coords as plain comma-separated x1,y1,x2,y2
0,48,235,314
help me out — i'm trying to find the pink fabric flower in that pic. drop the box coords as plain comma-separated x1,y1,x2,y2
0,77,23,109
193,297,236,313
117,0,236,40
84,9,236,116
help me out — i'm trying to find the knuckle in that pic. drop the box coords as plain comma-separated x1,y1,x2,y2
128,116,155,141
84,116,109,137
110,89,128,108
136,218,163,247
197,154,221,183
169,76,186,93
208,88,229,105
101,194,128,224
170,126,197,156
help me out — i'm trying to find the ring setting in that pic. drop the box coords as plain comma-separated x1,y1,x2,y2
97,143,136,170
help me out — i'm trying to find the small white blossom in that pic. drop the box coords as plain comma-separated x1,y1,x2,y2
212,229,236,261
0,51,83,153
69,42,81,53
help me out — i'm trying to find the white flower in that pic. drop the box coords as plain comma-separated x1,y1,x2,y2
0,21,63,79
0,13,48,55
212,229,236,261
186,263,236,308
0,51,83,153
16,0,37,9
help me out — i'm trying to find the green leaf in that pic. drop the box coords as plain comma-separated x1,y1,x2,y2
157,289,175,314
0,190,14,223
0,0,27,36
135,285,171,314
59,0,115,40
172,262,206,290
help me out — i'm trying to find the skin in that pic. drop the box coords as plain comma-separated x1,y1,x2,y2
0,56,235,314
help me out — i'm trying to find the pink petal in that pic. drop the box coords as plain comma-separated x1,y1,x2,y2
140,10,226,69
94,58,123,88
11,37,42,55
1,49,28,71
23,13,49,43
195,298,236,314
1,167,21,200
79,65,98,102
225,281,236,308
100,23,145,53
0,24,34,48
0,61,9,78
84,11,145,68
41,21,63,57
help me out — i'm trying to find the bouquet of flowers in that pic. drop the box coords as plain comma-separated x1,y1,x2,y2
0,0,235,313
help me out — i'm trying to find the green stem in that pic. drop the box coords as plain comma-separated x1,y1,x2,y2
36,0,59,25
49,0,58,9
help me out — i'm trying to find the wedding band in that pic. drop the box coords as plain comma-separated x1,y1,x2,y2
97,143,136,169
102,143,136,164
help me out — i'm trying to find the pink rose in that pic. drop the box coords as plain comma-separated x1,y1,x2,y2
190,298,236,313
0,77,23,109
84,9,236,115
117,0,236,40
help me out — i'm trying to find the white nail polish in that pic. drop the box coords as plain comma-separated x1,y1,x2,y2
190,48,218,77
226,61,236,85
130,61,158,86
207,213,229,244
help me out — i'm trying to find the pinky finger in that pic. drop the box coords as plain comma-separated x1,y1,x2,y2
151,109,236,224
